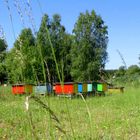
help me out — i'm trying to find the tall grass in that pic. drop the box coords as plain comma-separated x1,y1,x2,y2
1,86,140,139
5,0,76,139
3,1,140,140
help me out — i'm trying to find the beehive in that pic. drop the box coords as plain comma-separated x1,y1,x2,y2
74,83,78,94
55,82,74,95
78,83,82,93
97,83,107,92
108,87,124,94
87,83,92,92
35,85,47,95
12,84,33,94
82,83,87,93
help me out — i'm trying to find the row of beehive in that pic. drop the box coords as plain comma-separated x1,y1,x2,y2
12,84,51,95
54,82,108,95
12,82,108,95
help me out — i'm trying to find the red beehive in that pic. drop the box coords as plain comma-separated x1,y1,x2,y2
55,82,74,95
12,84,33,95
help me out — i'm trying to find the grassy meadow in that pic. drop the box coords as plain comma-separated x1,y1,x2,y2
0,86,140,140
1,1,140,140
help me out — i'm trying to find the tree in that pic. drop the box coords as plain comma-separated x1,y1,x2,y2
70,10,108,81
37,14,72,82
0,38,8,83
37,14,53,83
50,14,72,82
0,39,7,52
115,66,126,77
126,65,140,75
6,48,23,83
6,28,36,83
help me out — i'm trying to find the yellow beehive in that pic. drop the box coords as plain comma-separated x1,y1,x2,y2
108,87,124,94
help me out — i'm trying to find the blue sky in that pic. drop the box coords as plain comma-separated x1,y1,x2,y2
0,0,140,69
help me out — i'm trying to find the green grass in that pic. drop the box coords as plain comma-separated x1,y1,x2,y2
1,86,140,139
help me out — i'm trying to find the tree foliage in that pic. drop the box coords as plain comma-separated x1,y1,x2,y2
37,14,72,83
6,28,36,83
5,10,109,83
0,39,7,83
70,10,108,81
126,65,140,75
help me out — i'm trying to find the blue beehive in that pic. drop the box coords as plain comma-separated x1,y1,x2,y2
35,85,46,95
47,84,52,93
35,84,52,95
78,83,82,93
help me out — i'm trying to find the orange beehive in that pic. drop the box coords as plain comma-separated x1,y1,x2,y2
12,84,33,95
55,82,74,95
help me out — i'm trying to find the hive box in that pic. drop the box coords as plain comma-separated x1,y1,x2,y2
97,83,107,92
55,82,74,95
82,83,87,93
108,87,124,94
35,84,52,95
12,84,33,94
78,83,83,93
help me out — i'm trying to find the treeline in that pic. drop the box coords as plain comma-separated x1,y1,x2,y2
0,10,108,84
105,65,140,87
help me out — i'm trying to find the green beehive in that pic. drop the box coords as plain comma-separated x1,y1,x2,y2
83,83,87,93
93,82,98,91
97,84,103,92
97,83,107,92
74,83,78,94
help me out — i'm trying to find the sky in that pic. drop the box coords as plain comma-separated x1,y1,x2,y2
0,0,140,69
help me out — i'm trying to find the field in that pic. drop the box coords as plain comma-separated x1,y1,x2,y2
0,86,140,139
